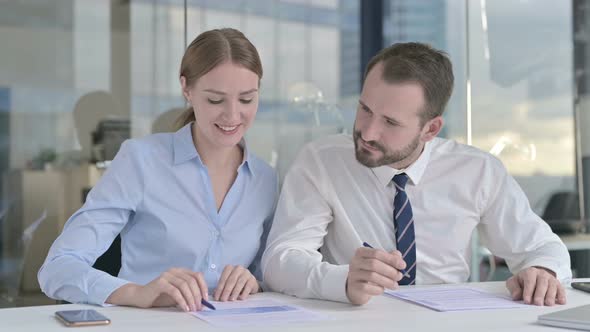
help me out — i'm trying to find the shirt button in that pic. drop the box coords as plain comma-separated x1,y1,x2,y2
213,230,219,237
210,264,216,269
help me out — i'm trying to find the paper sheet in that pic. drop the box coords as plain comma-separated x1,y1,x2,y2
384,286,528,312
191,298,326,327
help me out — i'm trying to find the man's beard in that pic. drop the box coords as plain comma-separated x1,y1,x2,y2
353,130,421,168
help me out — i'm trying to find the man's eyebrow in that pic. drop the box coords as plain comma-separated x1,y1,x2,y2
359,100,402,125
358,100,372,111
383,114,402,125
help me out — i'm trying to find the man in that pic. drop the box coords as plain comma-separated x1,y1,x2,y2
261,42,571,306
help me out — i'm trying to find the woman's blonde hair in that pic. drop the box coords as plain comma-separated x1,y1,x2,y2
176,28,263,129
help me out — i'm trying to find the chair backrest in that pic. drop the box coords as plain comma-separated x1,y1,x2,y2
81,187,121,277
92,235,121,277
542,191,580,221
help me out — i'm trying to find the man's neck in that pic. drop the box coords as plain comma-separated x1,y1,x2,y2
390,142,426,171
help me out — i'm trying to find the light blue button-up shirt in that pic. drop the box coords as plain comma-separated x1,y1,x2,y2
38,123,278,305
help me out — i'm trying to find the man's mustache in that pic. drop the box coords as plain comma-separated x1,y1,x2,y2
354,131,385,152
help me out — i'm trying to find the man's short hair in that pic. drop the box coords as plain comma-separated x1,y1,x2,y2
364,42,454,124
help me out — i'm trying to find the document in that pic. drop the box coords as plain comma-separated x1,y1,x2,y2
191,299,326,327
384,286,528,312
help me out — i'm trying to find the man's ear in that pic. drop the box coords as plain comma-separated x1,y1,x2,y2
421,116,444,142
180,76,191,101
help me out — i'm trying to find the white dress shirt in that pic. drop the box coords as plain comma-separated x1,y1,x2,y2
261,134,571,303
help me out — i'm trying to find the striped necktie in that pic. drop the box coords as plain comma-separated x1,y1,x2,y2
393,173,416,285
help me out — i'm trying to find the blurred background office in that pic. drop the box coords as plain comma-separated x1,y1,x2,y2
0,0,588,307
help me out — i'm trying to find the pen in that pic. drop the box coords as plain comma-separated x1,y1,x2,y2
362,242,410,279
201,298,216,310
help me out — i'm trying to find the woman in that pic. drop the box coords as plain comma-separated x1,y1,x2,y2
38,28,278,312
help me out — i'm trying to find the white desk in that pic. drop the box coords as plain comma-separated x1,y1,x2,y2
1,281,590,332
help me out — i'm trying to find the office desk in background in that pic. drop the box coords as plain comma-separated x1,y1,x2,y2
1,281,590,332
561,234,590,278
1,164,104,293
476,233,590,282
561,233,590,251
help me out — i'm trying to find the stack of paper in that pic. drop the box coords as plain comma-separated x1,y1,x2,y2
384,286,528,311
191,299,326,327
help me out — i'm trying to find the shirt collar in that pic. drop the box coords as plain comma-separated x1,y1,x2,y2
172,122,254,175
371,139,433,188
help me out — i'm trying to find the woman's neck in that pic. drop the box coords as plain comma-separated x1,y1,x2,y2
192,125,243,171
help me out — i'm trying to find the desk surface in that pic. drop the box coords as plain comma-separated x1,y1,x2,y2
1,281,589,332
561,233,590,251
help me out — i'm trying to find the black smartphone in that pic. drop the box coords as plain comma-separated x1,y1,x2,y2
55,309,111,327
571,282,590,293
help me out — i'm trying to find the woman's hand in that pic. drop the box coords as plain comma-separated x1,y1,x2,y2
213,265,260,301
107,268,208,311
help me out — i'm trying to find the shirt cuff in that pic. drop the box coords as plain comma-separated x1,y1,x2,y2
88,273,131,306
319,264,350,303
258,280,268,293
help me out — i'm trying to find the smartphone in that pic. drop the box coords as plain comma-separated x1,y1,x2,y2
55,309,111,327
571,282,590,293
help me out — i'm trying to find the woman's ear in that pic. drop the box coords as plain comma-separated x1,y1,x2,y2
180,76,191,101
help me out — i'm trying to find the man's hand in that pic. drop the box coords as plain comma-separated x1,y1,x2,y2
346,247,406,305
506,266,566,306
214,265,260,301
107,268,208,311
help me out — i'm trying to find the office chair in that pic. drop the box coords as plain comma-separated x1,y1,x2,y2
541,191,588,277
541,191,583,234
91,106,182,277
543,191,580,219
474,191,580,281
56,233,120,306
81,187,121,277
92,236,121,277
88,106,182,278
54,191,121,306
